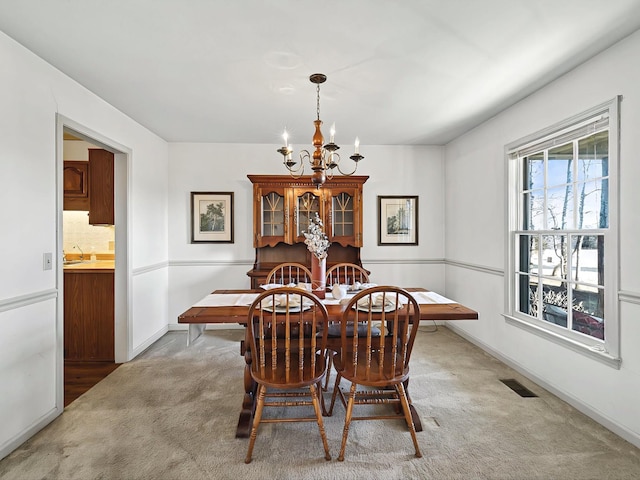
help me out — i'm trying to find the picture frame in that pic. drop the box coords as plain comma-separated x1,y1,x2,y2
377,195,418,246
191,192,234,243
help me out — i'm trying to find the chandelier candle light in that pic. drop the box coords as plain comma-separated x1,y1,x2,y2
278,73,364,188
303,213,330,298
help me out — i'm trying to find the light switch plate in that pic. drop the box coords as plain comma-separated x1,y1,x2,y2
43,252,52,270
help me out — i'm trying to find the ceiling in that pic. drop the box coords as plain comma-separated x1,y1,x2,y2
2,1,640,146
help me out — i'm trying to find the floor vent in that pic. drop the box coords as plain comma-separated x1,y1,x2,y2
500,379,538,398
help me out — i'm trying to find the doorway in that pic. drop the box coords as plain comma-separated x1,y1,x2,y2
57,116,130,408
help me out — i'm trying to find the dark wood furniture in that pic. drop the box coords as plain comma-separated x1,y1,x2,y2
88,149,114,225
63,161,90,211
178,287,478,438
325,262,370,286
328,286,423,460
265,262,312,285
64,269,114,361
244,288,332,463
63,149,114,225
323,262,372,389
247,175,368,288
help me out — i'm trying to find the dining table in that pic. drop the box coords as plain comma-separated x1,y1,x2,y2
178,287,478,438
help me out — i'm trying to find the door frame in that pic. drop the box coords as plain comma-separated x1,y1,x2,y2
56,114,132,407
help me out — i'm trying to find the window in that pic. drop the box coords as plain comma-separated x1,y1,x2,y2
505,98,620,366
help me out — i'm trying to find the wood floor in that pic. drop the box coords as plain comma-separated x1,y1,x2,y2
64,361,120,407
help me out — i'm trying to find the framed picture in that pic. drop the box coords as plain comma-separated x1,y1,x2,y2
191,192,234,243
378,195,418,245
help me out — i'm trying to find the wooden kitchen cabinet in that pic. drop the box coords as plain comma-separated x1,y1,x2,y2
64,270,114,361
247,175,368,287
88,149,114,225
63,149,114,225
63,161,90,211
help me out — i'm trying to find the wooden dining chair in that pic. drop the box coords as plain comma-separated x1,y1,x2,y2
325,262,369,287
244,287,331,463
328,286,422,461
265,262,312,285
323,262,372,390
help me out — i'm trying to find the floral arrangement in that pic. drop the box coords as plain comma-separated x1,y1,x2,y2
303,213,331,260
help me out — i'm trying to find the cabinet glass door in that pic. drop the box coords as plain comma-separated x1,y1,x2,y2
331,191,354,237
262,191,285,237
295,190,321,239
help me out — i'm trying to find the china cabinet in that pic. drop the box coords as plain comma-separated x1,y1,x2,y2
247,175,368,287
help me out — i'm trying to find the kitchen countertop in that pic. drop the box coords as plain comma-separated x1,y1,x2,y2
63,260,115,272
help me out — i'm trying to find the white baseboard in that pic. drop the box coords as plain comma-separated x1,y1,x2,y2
0,406,61,461
445,324,640,449
132,325,169,358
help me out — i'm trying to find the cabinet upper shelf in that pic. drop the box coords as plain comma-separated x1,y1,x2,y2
248,175,368,249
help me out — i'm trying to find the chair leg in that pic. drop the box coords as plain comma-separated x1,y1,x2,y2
396,382,423,458
244,384,266,464
309,384,332,461
337,382,357,461
316,380,328,416
323,354,333,391
327,372,343,416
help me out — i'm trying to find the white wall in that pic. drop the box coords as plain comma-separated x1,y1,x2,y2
167,143,446,325
0,31,170,458
444,29,640,447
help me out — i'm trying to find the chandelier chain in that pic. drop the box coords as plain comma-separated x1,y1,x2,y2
316,83,321,121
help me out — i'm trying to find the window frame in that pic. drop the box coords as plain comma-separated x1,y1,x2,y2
504,97,621,368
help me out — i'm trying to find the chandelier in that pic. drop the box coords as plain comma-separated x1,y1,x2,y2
277,73,364,188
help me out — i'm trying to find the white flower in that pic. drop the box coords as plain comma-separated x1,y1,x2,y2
303,213,330,260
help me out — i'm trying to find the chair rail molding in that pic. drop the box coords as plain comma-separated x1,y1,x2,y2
363,258,444,265
132,261,170,276
169,259,254,267
445,259,504,277
619,290,640,305
0,288,58,313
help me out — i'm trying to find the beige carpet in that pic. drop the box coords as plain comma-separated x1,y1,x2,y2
1,327,639,480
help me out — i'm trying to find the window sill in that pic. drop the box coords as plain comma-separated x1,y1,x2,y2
503,314,621,369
